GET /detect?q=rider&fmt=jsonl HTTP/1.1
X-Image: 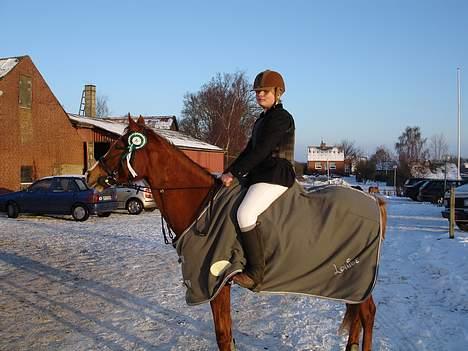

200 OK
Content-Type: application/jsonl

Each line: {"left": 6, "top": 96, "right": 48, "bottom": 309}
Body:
{"left": 221, "top": 69, "right": 295, "bottom": 289}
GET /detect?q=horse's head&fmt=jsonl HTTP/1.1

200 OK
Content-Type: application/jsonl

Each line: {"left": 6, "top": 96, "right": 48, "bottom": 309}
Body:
{"left": 86, "top": 115, "right": 153, "bottom": 191}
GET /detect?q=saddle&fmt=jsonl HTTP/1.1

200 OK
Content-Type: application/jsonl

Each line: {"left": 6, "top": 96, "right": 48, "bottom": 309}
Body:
{"left": 176, "top": 180, "right": 382, "bottom": 305}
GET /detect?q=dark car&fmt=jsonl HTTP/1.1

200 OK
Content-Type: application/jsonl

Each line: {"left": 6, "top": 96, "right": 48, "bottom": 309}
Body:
{"left": 417, "top": 179, "right": 466, "bottom": 203}
{"left": 403, "top": 180, "right": 429, "bottom": 201}
{"left": 441, "top": 183, "right": 468, "bottom": 231}
{"left": 0, "top": 175, "right": 117, "bottom": 221}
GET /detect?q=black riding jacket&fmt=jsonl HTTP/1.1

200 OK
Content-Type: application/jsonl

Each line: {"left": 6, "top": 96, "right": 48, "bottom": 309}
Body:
{"left": 227, "top": 103, "right": 295, "bottom": 187}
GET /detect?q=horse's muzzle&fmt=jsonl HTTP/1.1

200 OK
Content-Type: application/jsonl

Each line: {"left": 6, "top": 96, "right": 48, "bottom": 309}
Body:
{"left": 97, "top": 176, "right": 117, "bottom": 187}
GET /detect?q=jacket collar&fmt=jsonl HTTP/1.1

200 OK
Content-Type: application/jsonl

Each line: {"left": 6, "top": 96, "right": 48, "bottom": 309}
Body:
{"left": 261, "top": 103, "right": 283, "bottom": 117}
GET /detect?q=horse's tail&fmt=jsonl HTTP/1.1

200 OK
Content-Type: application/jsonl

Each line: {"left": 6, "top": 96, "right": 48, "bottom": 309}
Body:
{"left": 376, "top": 196, "right": 387, "bottom": 240}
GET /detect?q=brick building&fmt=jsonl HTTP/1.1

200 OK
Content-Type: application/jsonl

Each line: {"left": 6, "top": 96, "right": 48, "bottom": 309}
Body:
{"left": 0, "top": 56, "right": 224, "bottom": 191}
{"left": 307, "top": 141, "right": 350, "bottom": 175}
{"left": 0, "top": 56, "right": 84, "bottom": 191}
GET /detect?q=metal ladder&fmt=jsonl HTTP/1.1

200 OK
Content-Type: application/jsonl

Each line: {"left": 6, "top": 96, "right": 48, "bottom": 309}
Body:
{"left": 78, "top": 89, "right": 86, "bottom": 116}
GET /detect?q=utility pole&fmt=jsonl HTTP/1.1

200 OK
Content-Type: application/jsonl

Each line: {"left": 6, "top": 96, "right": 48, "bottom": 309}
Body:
{"left": 457, "top": 68, "right": 462, "bottom": 180}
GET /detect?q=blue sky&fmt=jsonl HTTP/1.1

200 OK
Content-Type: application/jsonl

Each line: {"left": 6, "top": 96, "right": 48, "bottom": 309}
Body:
{"left": 2, "top": 0, "right": 468, "bottom": 161}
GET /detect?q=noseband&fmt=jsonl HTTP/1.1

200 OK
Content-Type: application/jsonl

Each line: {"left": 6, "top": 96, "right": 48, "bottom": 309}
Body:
{"left": 97, "top": 156, "right": 118, "bottom": 186}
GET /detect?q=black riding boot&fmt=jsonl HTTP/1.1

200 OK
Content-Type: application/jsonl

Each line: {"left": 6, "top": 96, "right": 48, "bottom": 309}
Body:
{"left": 232, "top": 226, "right": 265, "bottom": 290}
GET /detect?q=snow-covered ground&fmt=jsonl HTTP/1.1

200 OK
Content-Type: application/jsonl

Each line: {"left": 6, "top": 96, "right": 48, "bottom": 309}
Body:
{"left": 1, "top": 190, "right": 467, "bottom": 350}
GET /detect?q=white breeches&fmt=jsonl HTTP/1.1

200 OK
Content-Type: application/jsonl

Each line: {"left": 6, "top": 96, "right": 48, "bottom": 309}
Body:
{"left": 237, "top": 182, "right": 288, "bottom": 232}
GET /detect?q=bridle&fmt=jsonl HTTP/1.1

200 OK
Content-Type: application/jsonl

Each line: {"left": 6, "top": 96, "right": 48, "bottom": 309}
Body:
{"left": 95, "top": 129, "right": 220, "bottom": 245}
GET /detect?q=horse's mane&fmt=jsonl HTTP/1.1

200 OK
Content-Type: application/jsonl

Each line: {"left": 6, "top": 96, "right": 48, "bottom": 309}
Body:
{"left": 127, "top": 124, "right": 215, "bottom": 180}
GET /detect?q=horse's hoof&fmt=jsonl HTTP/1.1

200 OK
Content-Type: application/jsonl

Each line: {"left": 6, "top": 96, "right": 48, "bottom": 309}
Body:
{"left": 347, "top": 344, "right": 359, "bottom": 351}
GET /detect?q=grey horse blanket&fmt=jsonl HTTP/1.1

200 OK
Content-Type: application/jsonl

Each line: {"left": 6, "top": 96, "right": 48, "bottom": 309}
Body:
{"left": 176, "top": 181, "right": 383, "bottom": 306}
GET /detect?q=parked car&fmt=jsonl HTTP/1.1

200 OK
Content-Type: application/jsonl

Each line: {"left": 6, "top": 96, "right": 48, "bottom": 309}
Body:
{"left": 441, "top": 183, "right": 468, "bottom": 231}
{"left": 417, "top": 179, "right": 466, "bottom": 203}
{"left": 403, "top": 180, "right": 429, "bottom": 201}
{"left": 0, "top": 175, "right": 117, "bottom": 221}
{"left": 115, "top": 180, "right": 157, "bottom": 215}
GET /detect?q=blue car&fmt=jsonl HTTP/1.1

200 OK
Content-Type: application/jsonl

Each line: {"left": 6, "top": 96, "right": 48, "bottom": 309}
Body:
{"left": 0, "top": 175, "right": 118, "bottom": 221}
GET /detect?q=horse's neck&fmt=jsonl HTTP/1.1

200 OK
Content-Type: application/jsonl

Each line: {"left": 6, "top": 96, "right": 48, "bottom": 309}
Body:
{"left": 147, "top": 145, "right": 214, "bottom": 237}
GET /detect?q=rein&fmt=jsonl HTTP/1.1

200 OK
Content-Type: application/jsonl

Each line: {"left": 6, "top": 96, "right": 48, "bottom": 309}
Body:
{"left": 95, "top": 129, "right": 221, "bottom": 246}
{"left": 108, "top": 179, "right": 221, "bottom": 246}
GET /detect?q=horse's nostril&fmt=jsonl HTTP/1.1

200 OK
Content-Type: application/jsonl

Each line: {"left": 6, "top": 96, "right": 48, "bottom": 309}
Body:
{"left": 105, "top": 177, "right": 117, "bottom": 186}
{"left": 97, "top": 176, "right": 107, "bottom": 186}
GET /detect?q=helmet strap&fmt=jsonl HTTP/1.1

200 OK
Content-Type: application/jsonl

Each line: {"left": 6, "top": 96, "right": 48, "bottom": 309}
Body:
{"left": 274, "top": 87, "right": 282, "bottom": 105}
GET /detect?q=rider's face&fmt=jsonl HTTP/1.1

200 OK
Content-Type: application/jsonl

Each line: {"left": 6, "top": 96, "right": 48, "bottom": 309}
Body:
{"left": 255, "top": 89, "right": 276, "bottom": 110}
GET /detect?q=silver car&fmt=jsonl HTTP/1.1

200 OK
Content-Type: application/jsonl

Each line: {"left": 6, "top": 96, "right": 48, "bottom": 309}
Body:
{"left": 115, "top": 180, "right": 157, "bottom": 215}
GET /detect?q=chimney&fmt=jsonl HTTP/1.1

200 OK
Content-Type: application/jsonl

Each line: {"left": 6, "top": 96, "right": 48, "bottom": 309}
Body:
{"left": 84, "top": 84, "right": 96, "bottom": 117}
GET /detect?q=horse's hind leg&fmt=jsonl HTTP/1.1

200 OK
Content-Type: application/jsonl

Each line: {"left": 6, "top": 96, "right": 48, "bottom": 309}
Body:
{"left": 359, "top": 295, "right": 376, "bottom": 351}
{"left": 210, "top": 284, "right": 235, "bottom": 351}
{"left": 344, "top": 304, "right": 361, "bottom": 351}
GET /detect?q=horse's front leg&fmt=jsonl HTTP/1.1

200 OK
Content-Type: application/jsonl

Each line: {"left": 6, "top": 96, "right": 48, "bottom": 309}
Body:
{"left": 210, "top": 283, "right": 235, "bottom": 351}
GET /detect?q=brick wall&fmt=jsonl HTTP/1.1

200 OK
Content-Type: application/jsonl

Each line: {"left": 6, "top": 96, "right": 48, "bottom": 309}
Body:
{"left": 0, "top": 56, "right": 83, "bottom": 191}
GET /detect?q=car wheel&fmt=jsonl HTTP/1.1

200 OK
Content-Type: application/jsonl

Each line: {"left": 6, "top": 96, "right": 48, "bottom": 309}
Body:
{"left": 126, "top": 198, "right": 143, "bottom": 215}
{"left": 456, "top": 221, "right": 468, "bottom": 231}
{"left": 7, "top": 202, "right": 19, "bottom": 218}
{"left": 97, "top": 212, "right": 112, "bottom": 217}
{"left": 72, "top": 204, "right": 90, "bottom": 221}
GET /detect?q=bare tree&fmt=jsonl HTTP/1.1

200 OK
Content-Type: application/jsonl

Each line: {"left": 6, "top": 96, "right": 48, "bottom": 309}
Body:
{"left": 395, "top": 126, "right": 429, "bottom": 179}
{"left": 96, "top": 94, "right": 110, "bottom": 117}
{"left": 370, "top": 145, "right": 394, "bottom": 171}
{"left": 395, "top": 126, "right": 428, "bottom": 163}
{"left": 428, "top": 133, "right": 449, "bottom": 161}
{"left": 180, "top": 72, "right": 260, "bottom": 165}
{"left": 339, "top": 139, "right": 363, "bottom": 163}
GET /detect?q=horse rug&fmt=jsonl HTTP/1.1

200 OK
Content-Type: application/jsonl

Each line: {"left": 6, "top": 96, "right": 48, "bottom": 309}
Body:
{"left": 175, "top": 181, "right": 383, "bottom": 306}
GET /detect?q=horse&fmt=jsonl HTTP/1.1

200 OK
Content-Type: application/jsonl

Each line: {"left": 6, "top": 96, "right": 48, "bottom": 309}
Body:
{"left": 86, "top": 116, "right": 387, "bottom": 351}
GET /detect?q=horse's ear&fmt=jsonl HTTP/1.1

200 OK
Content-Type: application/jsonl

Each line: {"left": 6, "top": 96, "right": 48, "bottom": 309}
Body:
{"left": 137, "top": 115, "right": 146, "bottom": 125}
{"left": 127, "top": 113, "right": 138, "bottom": 129}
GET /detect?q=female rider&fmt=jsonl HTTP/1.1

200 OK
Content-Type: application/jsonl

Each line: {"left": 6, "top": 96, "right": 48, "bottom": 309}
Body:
{"left": 221, "top": 70, "right": 295, "bottom": 289}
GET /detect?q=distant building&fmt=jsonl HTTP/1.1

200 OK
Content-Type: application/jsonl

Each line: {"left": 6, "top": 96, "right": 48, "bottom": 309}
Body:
{"left": 307, "top": 141, "right": 350, "bottom": 175}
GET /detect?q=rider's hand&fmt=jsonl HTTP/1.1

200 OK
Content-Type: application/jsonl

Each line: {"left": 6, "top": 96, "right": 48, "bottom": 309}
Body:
{"left": 221, "top": 172, "right": 234, "bottom": 187}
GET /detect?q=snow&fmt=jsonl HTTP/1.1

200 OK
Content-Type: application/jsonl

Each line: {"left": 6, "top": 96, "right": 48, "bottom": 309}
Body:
{"left": 1, "top": 187, "right": 467, "bottom": 350}
{"left": 0, "top": 58, "right": 19, "bottom": 78}
{"left": 68, "top": 114, "right": 222, "bottom": 151}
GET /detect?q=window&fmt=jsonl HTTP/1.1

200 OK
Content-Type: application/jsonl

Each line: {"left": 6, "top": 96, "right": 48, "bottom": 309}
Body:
{"left": 315, "top": 162, "right": 322, "bottom": 169}
{"left": 29, "top": 179, "right": 53, "bottom": 192}
{"left": 329, "top": 162, "right": 336, "bottom": 170}
{"left": 20, "top": 166, "right": 33, "bottom": 183}
{"left": 19, "top": 75, "right": 32, "bottom": 108}
{"left": 74, "top": 178, "right": 88, "bottom": 191}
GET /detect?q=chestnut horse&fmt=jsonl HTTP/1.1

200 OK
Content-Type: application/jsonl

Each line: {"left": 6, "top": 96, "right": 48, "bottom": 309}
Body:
{"left": 87, "top": 116, "right": 387, "bottom": 351}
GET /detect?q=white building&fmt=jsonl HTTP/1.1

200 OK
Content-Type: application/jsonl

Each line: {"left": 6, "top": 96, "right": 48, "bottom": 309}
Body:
{"left": 307, "top": 141, "right": 350, "bottom": 175}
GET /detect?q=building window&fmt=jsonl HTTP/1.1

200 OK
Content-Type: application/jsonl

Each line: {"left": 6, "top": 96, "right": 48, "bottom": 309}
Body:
{"left": 315, "top": 162, "right": 322, "bottom": 169}
{"left": 19, "top": 75, "right": 32, "bottom": 109}
{"left": 330, "top": 162, "right": 336, "bottom": 169}
{"left": 21, "top": 166, "right": 33, "bottom": 183}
